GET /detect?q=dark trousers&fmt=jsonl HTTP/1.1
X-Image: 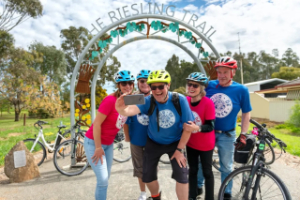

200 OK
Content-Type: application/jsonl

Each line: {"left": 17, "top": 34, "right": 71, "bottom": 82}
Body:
{"left": 186, "top": 146, "right": 214, "bottom": 200}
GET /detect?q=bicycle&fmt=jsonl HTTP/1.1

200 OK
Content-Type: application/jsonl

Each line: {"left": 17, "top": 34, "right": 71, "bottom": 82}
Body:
{"left": 53, "top": 129, "right": 88, "bottom": 176}
{"left": 113, "top": 129, "right": 132, "bottom": 163}
{"left": 23, "top": 120, "right": 85, "bottom": 166}
{"left": 218, "top": 119, "right": 292, "bottom": 200}
{"left": 212, "top": 121, "right": 287, "bottom": 171}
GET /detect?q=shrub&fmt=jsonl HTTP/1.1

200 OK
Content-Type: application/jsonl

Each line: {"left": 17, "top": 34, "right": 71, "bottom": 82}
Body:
{"left": 288, "top": 100, "right": 300, "bottom": 127}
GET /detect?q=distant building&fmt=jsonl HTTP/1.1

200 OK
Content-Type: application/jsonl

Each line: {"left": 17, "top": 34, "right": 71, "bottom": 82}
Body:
{"left": 244, "top": 78, "right": 288, "bottom": 97}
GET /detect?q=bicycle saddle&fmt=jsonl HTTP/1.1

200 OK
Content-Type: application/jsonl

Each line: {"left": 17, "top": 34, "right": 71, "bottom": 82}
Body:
{"left": 57, "top": 125, "right": 67, "bottom": 129}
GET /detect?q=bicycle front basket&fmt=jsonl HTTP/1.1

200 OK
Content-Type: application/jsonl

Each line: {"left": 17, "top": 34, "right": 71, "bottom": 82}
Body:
{"left": 234, "top": 135, "right": 256, "bottom": 164}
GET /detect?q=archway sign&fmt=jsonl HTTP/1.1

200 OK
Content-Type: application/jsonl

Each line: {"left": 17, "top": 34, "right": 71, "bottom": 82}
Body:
{"left": 70, "top": 3, "right": 221, "bottom": 137}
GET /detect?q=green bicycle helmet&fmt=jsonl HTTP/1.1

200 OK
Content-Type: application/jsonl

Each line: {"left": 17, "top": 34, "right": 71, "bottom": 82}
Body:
{"left": 147, "top": 70, "right": 171, "bottom": 84}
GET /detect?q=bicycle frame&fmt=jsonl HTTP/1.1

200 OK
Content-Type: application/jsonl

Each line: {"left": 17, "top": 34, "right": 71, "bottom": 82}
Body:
{"left": 30, "top": 128, "right": 66, "bottom": 152}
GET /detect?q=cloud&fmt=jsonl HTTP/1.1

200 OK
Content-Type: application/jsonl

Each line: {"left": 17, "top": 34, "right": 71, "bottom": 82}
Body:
{"left": 183, "top": 4, "right": 198, "bottom": 11}
{"left": 3, "top": 0, "right": 299, "bottom": 94}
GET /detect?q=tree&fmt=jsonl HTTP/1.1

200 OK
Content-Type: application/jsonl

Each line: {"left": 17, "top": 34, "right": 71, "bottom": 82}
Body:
{"left": 29, "top": 42, "right": 67, "bottom": 85}
{"left": 282, "top": 48, "right": 299, "bottom": 67}
{"left": 95, "top": 86, "right": 107, "bottom": 106}
{"left": 173, "top": 87, "right": 186, "bottom": 96}
{"left": 60, "top": 26, "right": 121, "bottom": 83}
{"left": 165, "top": 54, "right": 180, "bottom": 90}
{"left": 259, "top": 51, "right": 279, "bottom": 79}
{"left": 0, "top": 48, "right": 60, "bottom": 121}
{"left": 272, "top": 67, "right": 300, "bottom": 80}
{"left": 0, "top": 30, "right": 14, "bottom": 60}
{"left": 0, "top": 0, "right": 43, "bottom": 31}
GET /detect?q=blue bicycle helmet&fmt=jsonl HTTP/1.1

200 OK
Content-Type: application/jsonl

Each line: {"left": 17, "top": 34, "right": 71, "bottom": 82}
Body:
{"left": 137, "top": 69, "right": 151, "bottom": 80}
{"left": 114, "top": 70, "right": 135, "bottom": 83}
{"left": 186, "top": 72, "right": 208, "bottom": 85}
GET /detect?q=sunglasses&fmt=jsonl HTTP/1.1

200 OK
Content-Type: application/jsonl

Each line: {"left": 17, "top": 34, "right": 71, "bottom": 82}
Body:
{"left": 120, "top": 81, "right": 134, "bottom": 86}
{"left": 151, "top": 84, "right": 165, "bottom": 91}
{"left": 139, "top": 79, "right": 147, "bottom": 84}
{"left": 187, "top": 83, "right": 200, "bottom": 89}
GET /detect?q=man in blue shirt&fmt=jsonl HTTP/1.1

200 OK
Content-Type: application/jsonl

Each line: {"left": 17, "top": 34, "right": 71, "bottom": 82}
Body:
{"left": 124, "top": 69, "right": 151, "bottom": 200}
{"left": 116, "top": 70, "right": 194, "bottom": 200}
{"left": 199, "top": 57, "right": 252, "bottom": 199}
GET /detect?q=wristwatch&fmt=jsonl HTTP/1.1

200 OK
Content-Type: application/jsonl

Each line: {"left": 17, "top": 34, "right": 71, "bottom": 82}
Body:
{"left": 176, "top": 148, "right": 184, "bottom": 153}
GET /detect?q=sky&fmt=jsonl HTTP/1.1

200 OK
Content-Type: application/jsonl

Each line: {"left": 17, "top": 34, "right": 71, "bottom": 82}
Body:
{"left": 4, "top": 0, "right": 300, "bottom": 93}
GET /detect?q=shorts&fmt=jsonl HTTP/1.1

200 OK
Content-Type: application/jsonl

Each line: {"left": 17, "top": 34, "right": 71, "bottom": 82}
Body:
{"left": 142, "top": 137, "right": 188, "bottom": 184}
{"left": 130, "top": 143, "right": 144, "bottom": 178}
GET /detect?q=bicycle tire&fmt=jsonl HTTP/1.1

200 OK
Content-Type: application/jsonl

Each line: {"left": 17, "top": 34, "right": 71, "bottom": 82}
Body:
{"left": 218, "top": 166, "right": 292, "bottom": 200}
{"left": 23, "top": 138, "right": 46, "bottom": 166}
{"left": 113, "top": 132, "right": 131, "bottom": 163}
{"left": 53, "top": 139, "right": 89, "bottom": 176}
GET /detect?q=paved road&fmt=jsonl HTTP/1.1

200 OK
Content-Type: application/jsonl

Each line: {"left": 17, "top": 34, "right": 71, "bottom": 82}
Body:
{"left": 0, "top": 153, "right": 299, "bottom": 200}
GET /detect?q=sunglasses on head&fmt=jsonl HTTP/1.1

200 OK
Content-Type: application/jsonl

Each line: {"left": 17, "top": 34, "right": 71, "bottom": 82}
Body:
{"left": 150, "top": 84, "right": 165, "bottom": 91}
{"left": 139, "top": 79, "right": 147, "bottom": 84}
{"left": 187, "top": 83, "right": 200, "bottom": 89}
{"left": 120, "top": 81, "right": 134, "bottom": 86}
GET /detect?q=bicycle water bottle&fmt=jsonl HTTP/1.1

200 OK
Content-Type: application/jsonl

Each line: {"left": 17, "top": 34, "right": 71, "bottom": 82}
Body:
{"left": 60, "top": 121, "right": 63, "bottom": 126}
{"left": 252, "top": 127, "right": 259, "bottom": 136}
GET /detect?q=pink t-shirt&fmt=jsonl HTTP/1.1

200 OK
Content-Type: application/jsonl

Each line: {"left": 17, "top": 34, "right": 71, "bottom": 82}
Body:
{"left": 85, "top": 95, "right": 128, "bottom": 145}
{"left": 186, "top": 96, "right": 215, "bottom": 151}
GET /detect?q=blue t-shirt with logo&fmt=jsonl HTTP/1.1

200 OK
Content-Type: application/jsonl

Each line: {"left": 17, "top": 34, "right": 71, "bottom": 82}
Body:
{"left": 125, "top": 113, "right": 149, "bottom": 147}
{"left": 137, "top": 92, "right": 194, "bottom": 145}
{"left": 206, "top": 80, "right": 252, "bottom": 131}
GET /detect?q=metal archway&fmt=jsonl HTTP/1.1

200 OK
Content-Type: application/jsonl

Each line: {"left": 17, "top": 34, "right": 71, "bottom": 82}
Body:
{"left": 91, "top": 35, "right": 207, "bottom": 120}
{"left": 70, "top": 14, "right": 221, "bottom": 135}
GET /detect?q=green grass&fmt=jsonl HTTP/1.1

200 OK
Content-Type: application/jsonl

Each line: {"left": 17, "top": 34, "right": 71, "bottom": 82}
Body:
{"left": 0, "top": 114, "right": 78, "bottom": 166}
{"left": 236, "top": 123, "right": 300, "bottom": 157}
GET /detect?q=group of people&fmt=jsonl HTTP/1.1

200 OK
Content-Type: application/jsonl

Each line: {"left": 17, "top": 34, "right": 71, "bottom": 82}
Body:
{"left": 83, "top": 57, "right": 252, "bottom": 200}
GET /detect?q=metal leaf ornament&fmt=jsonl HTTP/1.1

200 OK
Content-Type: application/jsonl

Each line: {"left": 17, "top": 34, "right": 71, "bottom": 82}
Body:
{"left": 151, "top": 21, "right": 162, "bottom": 31}
{"left": 178, "top": 30, "right": 185, "bottom": 36}
{"left": 91, "top": 51, "right": 99, "bottom": 60}
{"left": 203, "top": 52, "right": 209, "bottom": 58}
{"left": 161, "top": 25, "right": 168, "bottom": 33}
{"left": 98, "top": 40, "right": 107, "bottom": 49}
{"left": 189, "top": 37, "right": 196, "bottom": 44}
{"left": 169, "top": 22, "right": 179, "bottom": 32}
{"left": 135, "top": 24, "right": 145, "bottom": 32}
{"left": 75, "top": 64, "right": 95, "bottom": 94}
{"left": 126, "top": 22, "right": 137, "bottom": 32}
{"left": 110, "top": 30, "right": 118, "bottom": 38}
{"left": 106, "top": 37, "right": 113, "bottom": 44}
{"left": 119, "top": 29, "right": 128, "bottom": 37}
{"left": 195, "top": 43, "right": 202, "bottom": 48}
{"left": 184, "top": 31, "right": 193, "bottom": 39}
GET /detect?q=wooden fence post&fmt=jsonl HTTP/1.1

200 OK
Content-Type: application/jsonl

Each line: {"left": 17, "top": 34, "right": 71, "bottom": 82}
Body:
{"left": 23, "top": 114, "right": 26, "bottom": 126}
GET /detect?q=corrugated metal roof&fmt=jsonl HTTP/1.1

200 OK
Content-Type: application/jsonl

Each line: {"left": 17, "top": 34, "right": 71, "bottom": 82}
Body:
{"left": 276, "top": 78, "right": 300, "bottom": 87}
{"left": 244, "top": 78, "right": 288, "bottom": 86}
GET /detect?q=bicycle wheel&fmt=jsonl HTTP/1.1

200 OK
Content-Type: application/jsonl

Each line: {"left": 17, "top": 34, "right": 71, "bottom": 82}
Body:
{"left": 218, "top": 166, "right": 292, "bottom": 200}
{"left": 53, "top": 139, "right": 89, "bottom": 176}
{"left": 23, "top": 138, "right": 46, "bottom": 166}
{"left": 63, "top": 130, "right": 85, "bottom": 140}
{"left": 113, "top": 132, "right": 131, "bottom": 163}
{"left": 159, "top": 154, "right": 170, "bottom": 164}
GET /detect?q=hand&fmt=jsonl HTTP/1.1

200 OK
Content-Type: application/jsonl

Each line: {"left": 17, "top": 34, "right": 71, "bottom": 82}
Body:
{"left": 92, "top": 147, "right": 105, "bottom": 165}
{"left": 171, "top": 150, "right": 187, "bottom": 168}
{"left": 125, "top": 135, "right": 130, "bottom": 142}
{"left": 115, "top": 93, "right": 129, "bottom": 112}
{"left": 183, "top": 121, "right": 199, "bottom": 133}
{"left": 235, "top": 134, "right": 247, "bottom": 150}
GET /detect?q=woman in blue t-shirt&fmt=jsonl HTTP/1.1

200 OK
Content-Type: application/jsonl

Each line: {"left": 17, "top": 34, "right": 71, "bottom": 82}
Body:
{"left": 123, "top": 69, "right": 151, "bottom": 200}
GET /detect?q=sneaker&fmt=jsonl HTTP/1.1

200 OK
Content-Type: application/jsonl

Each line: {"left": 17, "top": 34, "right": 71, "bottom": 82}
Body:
{"left": 223, "top": 193, "right": 231, "bottom": 200}
{"left": 197, "top": 187, "right": 203, "bottom": 196}
{"left": 146, "top": 192, "right": 161, "bottom": 200}
{"left": 138, "top": 192, "right": 147, "bottom": 200}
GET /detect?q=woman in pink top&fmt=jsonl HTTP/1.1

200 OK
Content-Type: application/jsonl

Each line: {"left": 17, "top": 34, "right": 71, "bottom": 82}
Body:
{"left": 183, "top": 72, "right": 215, "bottom": 200}
{"left": 84, "top": 70, "right": 135, "bottom": 200}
